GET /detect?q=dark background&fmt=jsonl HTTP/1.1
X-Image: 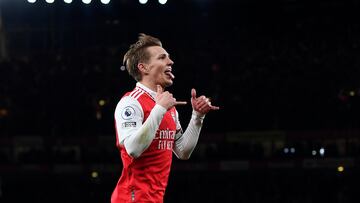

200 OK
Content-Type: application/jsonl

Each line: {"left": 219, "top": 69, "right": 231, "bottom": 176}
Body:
{"left": 0, "top": 0, "right": 359, "bottom": 202}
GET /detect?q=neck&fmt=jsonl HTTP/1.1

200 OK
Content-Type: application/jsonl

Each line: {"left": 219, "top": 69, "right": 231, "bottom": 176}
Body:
{"left": 139, "top": 80, "right": 157, "bottom": 92}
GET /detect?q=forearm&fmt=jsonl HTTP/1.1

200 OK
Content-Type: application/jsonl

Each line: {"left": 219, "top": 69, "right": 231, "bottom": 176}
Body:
{"left": 124, "top": 104, "right": 166, "bottom": 158}
{"left": 174, "top": 110, "right": 205, "bottom": 160}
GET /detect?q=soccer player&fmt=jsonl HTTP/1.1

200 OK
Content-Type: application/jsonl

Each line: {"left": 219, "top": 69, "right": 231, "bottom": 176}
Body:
{"left": 111, "top": 33, "right": 219, "bottom": 203}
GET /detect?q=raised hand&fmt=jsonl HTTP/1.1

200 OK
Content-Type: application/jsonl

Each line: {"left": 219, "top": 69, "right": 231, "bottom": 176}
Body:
{"left": 191, "top": 88, "right": 220, "bottom": 115}
{"left": 156, "top": 85, "right": 187, "bottom": 110}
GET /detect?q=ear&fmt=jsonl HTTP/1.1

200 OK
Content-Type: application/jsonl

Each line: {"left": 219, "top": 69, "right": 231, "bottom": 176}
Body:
{"left": 138, "top": 63, "right": 149, "bottom": 74}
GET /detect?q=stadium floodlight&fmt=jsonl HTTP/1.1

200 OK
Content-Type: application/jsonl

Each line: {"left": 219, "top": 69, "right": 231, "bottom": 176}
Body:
{"left": 27, "top": 0, "right": 36, "bottom": 3}
{"left": 64, "top": 0, "right": 73, "bottom": 3}
{"left": 158, "top": 0, "right": 167, "bottom": 4}
{"left": 139, "top": 0, "right": 148, "bottom": 4}
{"left": 100, "top": 0, "right": 111, "bottom": 4}
{"left": 82, "top": 0, "right": 92, "bottom": 4}
{"left": 45, "top": 0, "right": 55, "bottom": 3}
{"left": 91, "top": 171, "right": 99, "bottom": 178}
{"left": 283, "top": 148, "right": 289, "bottom": 154}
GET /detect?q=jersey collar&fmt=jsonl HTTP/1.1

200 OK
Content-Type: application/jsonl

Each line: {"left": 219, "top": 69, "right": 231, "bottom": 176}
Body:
{"left": 136, "top": 82, "right": 156, "bottom": 101}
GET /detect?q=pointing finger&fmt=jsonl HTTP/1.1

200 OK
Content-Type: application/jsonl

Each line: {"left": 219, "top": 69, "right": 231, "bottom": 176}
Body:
{"left": 175, "top": 101, "right": 187, "bottom": 105}
{"left": 210, "top": 105, "right": 220, "bottom": 110}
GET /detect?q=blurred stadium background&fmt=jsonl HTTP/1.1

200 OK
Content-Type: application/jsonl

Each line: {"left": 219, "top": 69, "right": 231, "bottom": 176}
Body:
{"left": 0, "top": 0, "right": 359, "bottom": 202}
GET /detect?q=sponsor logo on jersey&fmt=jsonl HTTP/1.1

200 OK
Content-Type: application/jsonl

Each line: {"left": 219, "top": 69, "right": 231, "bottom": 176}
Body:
{"left": 155, "top": 128, "right": 176, "bottom": 150}
{"left": 155, "top": 128, "right": 176, "bottom": 140}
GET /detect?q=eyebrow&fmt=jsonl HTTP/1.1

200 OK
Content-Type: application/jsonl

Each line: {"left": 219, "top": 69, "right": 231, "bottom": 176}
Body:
{"left": 158, "top": 53, "right": 169, "bottom": 58}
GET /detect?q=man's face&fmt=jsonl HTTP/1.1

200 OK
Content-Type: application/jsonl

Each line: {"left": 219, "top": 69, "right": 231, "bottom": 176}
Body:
{"left": 144, "top": 46, "right": 175, "bottom": 88}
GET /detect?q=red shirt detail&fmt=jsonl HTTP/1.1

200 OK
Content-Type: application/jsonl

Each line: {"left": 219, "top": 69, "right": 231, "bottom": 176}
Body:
{"left": 111, "top": 87, "right": 177, "bottom": 203}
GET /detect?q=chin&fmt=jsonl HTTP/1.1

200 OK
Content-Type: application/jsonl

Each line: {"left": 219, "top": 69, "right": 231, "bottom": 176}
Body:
{"left": 164, "top": 80, "right": 173, "bottom": 87}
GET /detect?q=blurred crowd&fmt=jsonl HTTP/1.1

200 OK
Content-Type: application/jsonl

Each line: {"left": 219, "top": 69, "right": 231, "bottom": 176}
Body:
{"left": 1, "top": 0, "right": 360, "bottom": 137}
{"left": 0, "top": 1, "right": 360, "bottom": 202}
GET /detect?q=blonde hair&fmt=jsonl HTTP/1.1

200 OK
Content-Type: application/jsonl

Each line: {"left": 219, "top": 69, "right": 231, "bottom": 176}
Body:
{"left": 123, "top": 33, "right": 162, "bottom": 81}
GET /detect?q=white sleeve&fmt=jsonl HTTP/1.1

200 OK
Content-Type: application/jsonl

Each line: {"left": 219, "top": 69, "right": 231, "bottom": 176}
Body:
{"left": 115, "top": 96, "right": 167, "bottom": 158}
{"left": 173, "top": 110, "right": 205, "bottom": 160}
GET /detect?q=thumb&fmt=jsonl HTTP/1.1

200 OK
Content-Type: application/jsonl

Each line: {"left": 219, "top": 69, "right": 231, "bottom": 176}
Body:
{"left": 157, "top": 85, "right": 163, "bottom": 94}
{"left": 191, "top": 88, "right": 196, "bottom": 99}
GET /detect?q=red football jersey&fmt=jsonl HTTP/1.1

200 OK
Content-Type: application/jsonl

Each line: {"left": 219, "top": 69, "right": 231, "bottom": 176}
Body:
{"left": 111, "top": 85, "right": 177, "bottom": 203}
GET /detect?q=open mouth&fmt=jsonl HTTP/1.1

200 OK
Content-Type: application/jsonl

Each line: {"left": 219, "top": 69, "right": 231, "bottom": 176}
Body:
{"left": 165, "top": 70, "right": 175, "bottom": 79}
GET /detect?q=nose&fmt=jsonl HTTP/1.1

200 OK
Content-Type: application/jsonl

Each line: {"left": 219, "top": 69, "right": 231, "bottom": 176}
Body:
{"left": 168, "top": 58, "right": 174, "bottom": 66}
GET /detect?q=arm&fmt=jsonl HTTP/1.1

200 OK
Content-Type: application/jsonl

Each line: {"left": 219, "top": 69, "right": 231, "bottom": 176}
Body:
{"left": 115, "top": 96, "right": 167, "bottom": 159}
{"left": 173, "top": 110, "right": 205, "bottom": 160}
{"left": 123, "top": 105, "right": 167, "bottom": 158}
{"left": 115, "top": 85, "right": 186, "bottom": 159}
{"left": 173, "top": 88, "right": 219, "bottom": 160}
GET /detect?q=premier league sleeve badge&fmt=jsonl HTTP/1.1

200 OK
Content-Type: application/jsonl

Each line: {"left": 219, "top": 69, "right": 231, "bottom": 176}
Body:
{"left": 121, "top": 106, "right": 136, "bottom": 120}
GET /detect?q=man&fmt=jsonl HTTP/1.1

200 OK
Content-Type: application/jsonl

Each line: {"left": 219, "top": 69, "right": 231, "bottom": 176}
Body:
{"left": 111, "top": 33, "right": 219, "bottom": 203}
